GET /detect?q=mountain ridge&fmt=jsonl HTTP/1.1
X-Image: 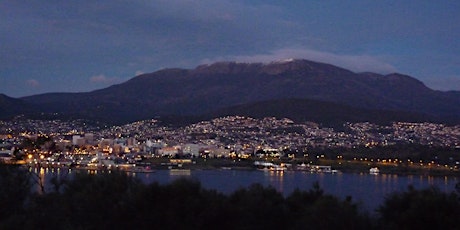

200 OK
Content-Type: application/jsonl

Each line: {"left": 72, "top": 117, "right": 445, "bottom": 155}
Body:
{"left": 1, "top": 59, "right": 459, "bottom": 125}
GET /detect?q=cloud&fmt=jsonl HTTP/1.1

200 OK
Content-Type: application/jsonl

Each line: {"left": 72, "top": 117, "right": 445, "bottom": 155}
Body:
{"left": 89, "top": 74, "right": 123, "bottom": 84}
{"left": 26, "top": 79, "right": 40, "bottom": 88}
{"left": 135, "top": 70, "right": 145, "bottom": 76}
{"left": 202, "top": 48, "right": 398, "bottom": 74}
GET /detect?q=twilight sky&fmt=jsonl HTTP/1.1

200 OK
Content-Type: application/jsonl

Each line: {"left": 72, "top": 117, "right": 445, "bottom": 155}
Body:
{"left": 1, "top": 0, "right": 460, "bottom": 97}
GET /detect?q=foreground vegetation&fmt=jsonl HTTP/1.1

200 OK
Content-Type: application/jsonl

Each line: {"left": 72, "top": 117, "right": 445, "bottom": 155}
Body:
{"left": 1, "top": 165, "right": 459, "bottom": 229}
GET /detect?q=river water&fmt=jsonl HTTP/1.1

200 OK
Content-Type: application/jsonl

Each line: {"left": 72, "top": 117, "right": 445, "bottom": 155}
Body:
{"left": 37, "top": 168, "right": 459, "bottom": 213}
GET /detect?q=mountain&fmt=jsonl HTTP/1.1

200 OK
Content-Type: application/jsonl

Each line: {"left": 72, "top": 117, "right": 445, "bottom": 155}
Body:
{"left": 3, "top": 59, "right": 459, "bottom": 125}
{"left": 0, "top": 94, "right": 35, "bottom": 119}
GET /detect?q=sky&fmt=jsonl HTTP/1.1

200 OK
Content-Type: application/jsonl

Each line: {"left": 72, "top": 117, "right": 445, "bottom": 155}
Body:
{"left": 1, "top": 0, "right": 460, "bottom": 97}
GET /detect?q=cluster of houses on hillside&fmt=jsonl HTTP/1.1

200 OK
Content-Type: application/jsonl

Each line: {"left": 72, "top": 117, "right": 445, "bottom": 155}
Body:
{"left": 1, "top": 116, "right": 459, "bottom": 166}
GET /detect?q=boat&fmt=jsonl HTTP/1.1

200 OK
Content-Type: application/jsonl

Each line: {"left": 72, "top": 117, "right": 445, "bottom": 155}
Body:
{"left": 369, "top": 167, "right": 380, "bottom": 174}
{"left": 254, "top": 161, "right": 287, "bottom": 171}
{"left": 269, "top": 165, "right": 287, "bottom": 172}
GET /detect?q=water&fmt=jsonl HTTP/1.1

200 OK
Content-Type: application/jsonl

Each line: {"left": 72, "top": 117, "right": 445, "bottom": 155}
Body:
{"left": 37, "top": 168, "right": 459, "bottom": 213}
{"left": 134, "top": 170, "right": 459, "bottom": 212}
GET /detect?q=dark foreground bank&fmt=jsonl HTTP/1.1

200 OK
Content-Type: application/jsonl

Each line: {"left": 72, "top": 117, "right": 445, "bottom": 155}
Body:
{"left": 1, "top": 165, "right": 460, "bottom": 230}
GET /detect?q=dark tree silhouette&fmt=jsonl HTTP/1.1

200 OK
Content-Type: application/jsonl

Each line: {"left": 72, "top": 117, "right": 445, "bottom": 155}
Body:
{"left": 378, "top": 185, "right": 460, "bottom": 229}
{"left": 0, "top": 165, "right": 31, "bottom": 228}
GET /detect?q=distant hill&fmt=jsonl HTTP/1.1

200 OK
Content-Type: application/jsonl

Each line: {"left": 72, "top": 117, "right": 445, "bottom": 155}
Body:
{"left": 1, "top": 59, "right": 458, "bottom": 125}
{"left": 0, "top": 94, "right": 35, "bottom": 119}
{"left": 206, "top": 98, "right": 437, "bottom": 127}
{"left": 143, "top": 98, "right": 438, "bottom": 128}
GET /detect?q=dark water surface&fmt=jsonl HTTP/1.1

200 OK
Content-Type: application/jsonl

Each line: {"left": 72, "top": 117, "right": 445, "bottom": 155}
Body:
{"left": 38, "top": 168, "right": 459, "bottom": 213}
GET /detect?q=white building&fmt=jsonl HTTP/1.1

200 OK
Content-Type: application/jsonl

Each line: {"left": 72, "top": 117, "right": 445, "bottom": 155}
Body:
{"left": 72, "top": 135, "right": 85, "bottom": 146}
{"left": 182, "top": 144, "right": 201, "bottom": 157}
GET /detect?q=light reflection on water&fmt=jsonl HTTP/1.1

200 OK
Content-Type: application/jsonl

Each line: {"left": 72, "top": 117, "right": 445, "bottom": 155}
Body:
{"left": 263, "top": 170, "right": 285, "bottom": 193}
{"left": 35, "top": 168, "right": 459, "bottom": 212}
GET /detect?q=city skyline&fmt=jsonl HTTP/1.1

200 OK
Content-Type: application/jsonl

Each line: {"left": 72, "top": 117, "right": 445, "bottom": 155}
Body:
{"left": 1, "top": 1, "right": 460, "bottom": 97}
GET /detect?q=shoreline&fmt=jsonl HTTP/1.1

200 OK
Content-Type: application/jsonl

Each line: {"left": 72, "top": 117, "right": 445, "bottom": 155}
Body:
{"left": 21, "top": 161, "right": 460, "bottom": 178}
